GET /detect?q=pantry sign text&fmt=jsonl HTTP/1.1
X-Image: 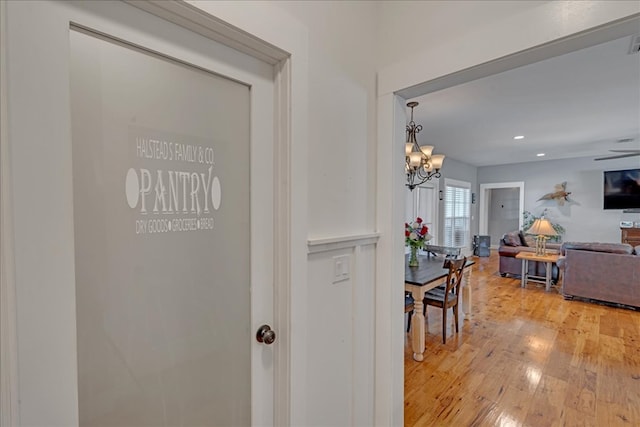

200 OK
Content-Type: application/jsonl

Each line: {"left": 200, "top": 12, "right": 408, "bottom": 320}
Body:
{"left": 125, "top": 135, "right": 221, "bottom": 235}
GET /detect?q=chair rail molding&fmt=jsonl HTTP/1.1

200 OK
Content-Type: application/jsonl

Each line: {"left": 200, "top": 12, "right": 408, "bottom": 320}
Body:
{"left": 307, "top": 232, "right": 380, "bottom": 254}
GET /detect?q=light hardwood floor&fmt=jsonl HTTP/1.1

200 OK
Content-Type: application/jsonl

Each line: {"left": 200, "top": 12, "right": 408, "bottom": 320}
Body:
{"left": 404, "top": 251, "right": 640, "bottom": 426}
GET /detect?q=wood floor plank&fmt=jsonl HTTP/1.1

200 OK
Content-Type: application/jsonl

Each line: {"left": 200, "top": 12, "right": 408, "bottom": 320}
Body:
{"left": 404, "top": 250, "right": 640, "bottom": 426}
{"left": 561, "top": 406, "right": 598, "bottom": 427}
{"left": 493, "top": 384, "right": 534, "bottom": 425}
{"left": 563, "top": 367, "right": 597, "bottom": 416}
{"left": 522, "top": 374, "right": 568, "bottom": 426}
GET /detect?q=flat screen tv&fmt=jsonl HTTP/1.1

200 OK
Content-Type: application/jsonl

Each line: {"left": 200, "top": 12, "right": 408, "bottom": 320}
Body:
{"left": 603, "top": 168, "right": 640, "bottom": 210}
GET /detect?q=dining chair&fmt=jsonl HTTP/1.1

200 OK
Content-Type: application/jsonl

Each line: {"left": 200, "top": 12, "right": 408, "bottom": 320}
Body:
{"left": 405, "top": 293, "right": 415, "bottom": 333}
{"left": 423, "top": 256, "right": 467, "bottom": 344}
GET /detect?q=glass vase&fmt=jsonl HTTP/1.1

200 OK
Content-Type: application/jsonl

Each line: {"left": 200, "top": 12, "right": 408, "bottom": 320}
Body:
{"left": 409, "top": 246, "right": 419, "bottom": 267}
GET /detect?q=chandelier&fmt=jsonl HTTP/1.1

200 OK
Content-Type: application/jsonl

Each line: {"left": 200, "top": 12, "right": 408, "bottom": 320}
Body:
{"left": 405, "top": 101, "right": 445, "bottom": 191}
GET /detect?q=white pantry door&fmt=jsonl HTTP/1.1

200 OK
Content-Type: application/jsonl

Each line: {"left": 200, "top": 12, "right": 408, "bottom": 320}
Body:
{"left": 5, "top": 1, "right": 276, "bottom": 425}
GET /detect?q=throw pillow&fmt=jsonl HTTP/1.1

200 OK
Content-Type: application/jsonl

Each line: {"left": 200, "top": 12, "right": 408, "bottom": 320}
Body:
{"left": 503, "top": 231, "right": 521, "bottom": 247}
{"left": 524, "top": 235, "right": 536, "bottom": 247}
{"left": 518, "top": 231, "right": 528, "bottom": 247}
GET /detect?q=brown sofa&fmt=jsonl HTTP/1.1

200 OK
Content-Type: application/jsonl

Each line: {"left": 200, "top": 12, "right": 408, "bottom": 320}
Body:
{"left": 498, "top": 230, "right": 561, "bottom": 280}
{"left": 558, "top": 242, "right": 640, "bottom": 308}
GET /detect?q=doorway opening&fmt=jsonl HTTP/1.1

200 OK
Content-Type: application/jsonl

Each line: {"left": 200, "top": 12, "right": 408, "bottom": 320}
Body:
{"left": 385, "top": 12, "right": 640, "bottom": 427}
{"left": 479, "top": 182, "right": 525, "bottom": 249}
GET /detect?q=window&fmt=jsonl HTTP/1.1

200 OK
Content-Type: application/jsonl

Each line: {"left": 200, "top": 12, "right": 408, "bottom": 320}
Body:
{"left": 444, "top": 179, "right": 471, "bottom": 248}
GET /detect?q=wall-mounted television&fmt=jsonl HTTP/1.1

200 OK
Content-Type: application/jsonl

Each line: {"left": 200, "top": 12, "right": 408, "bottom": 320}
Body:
{"left": 603, "top": 168, "right": 640, "bottom": 210}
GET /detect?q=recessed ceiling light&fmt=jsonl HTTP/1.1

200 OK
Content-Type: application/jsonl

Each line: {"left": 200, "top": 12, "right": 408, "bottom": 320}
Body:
{"left": 536, "top": 153, "right": 545, "bottom": 157}
{"left": 514, "top": 135, "right": 524, "bottom": 140}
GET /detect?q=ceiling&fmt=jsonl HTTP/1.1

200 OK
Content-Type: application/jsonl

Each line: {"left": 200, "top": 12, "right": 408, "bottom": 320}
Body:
{"left": 409, "top": 34, "right": 640, "bottom": 168}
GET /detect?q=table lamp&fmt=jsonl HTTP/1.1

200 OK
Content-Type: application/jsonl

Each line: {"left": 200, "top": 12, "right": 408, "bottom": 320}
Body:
{"left": 525, "top": 218, "right": 557, "bottom": 256}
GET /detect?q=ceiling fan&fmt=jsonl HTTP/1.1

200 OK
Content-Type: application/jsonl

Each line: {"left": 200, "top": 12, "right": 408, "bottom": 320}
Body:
{"left": 594, "top": 150, "right": 640, "bottom": 161}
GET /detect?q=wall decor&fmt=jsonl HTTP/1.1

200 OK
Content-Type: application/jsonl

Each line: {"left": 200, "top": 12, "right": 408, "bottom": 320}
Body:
{"left": 537, "top": 181, "right": 572, "bottom": 206}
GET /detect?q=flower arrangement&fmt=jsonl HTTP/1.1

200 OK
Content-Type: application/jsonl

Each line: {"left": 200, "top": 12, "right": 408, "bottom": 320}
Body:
{"left": 405, "top": 217, "right": 432, "bottom": 249}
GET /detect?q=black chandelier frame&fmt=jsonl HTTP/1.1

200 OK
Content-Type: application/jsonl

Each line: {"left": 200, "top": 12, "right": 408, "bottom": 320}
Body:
{"left": 405, "top": 101, "right": 442, "bottom": 191}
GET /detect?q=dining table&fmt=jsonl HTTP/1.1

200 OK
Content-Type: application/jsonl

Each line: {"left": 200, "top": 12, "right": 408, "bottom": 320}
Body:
{"left": 405, "top": 253, "right": 474, "bottom": 361}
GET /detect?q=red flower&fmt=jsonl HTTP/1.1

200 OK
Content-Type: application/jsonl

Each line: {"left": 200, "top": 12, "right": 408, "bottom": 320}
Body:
{"left": 420, "top": 226, "right": 428, "bottom": 235}
{"left": 405, "top": 223, "right": 409, "bottom": 228}
{"left": 405, "top": 230, "right": 410, "bottom": 237}
{"left": 416, "top": 217, "right": 423, "bottom": 224}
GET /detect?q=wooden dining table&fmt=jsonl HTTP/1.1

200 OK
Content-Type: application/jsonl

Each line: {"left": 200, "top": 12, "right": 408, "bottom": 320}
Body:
{"left": 405, "top": 253, "right": 474, "bottom": 361}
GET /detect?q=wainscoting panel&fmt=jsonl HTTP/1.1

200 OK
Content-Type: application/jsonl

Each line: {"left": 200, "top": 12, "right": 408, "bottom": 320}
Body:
{"left": 306, "top": 233, "right": 378, "bottom": 426}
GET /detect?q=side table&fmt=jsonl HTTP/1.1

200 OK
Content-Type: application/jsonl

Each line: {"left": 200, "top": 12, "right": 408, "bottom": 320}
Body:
{"left": 515, "top": 252, "right": 559, "bottom": 292}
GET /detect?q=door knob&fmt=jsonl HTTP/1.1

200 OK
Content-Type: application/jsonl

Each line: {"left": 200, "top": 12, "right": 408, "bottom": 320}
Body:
{"left": 256, "top": 324, "right": 276, "bottom": 345}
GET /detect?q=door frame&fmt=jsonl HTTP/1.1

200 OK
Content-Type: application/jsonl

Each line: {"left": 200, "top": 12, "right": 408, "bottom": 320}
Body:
{"left": 0, "top": 1, "right": 19, "bottom": 425}
{"left": 479, "top": 181, "right": 525, "bottom": 247}
{"left": 0, "top": 1, "right": 298, "bottom": 426}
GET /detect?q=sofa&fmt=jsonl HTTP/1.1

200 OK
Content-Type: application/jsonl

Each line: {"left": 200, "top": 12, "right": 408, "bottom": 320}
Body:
{"left": 558, "top": 242, "right": 640, "bottom": 308}
{"left": 498, "top": 230, "right": 561, "bottom": 280}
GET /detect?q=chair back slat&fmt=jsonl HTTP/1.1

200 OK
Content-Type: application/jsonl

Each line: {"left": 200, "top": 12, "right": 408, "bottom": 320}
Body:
{"left": 443, "top": 257, "right": 466, "bottom": 305}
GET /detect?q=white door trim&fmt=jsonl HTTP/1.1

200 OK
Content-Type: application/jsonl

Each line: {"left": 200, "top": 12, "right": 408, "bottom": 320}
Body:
{"left": 0, "top": 1, "right": 296, "bottom": 426}
{"left": 125, "top": 1, "right": 289, "bottom": 65}
{"left": 374, "top": 93, "right": 407, "bottom": 427}
{"left": 0, "top": 1, "right": 20, "bottom": 425}
{"left": 479, "top": 182, "right": 525, "bottom": 240}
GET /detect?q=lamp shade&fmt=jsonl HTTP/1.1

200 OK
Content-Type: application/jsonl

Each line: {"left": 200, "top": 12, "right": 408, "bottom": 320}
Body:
{"left": 419, "top": 145, "right": 434, "bottom": 157}
{"left": 409, "top": 151, "right": 423, "bottom": 167}
{"left": 526, "top": 218, "right": 557, "bottom": 236}
{"left": 430, "top": 154, "right": 445, "bottom": 169}
{"left": 405, "top": 142, "right": 414, "bottom": 156}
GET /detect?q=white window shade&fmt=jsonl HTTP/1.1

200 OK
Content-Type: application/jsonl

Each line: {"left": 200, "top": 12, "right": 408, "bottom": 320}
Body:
{"left": 444, "top": 179, "right": 471, "bottom": 248}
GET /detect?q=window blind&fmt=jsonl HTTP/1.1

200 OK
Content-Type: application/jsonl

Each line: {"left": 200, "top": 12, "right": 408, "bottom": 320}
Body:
{"left": 444, "top": 181, "right": 471, "bottom": 248}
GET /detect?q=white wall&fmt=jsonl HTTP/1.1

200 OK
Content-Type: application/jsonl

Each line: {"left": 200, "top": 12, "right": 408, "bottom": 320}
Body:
{"left": 274, "top": 1, "right": 378, "bottom": 237}
{"left": 377, "top": 0, "right": 640, "bottom": 95}
{"left": 377, "top": 1, "right": 544, "bottom": 69}
{"left": 266, "top": 3, "right": 379, "bottom": 426}
{"left": 479, "top": 156, "right": 640, "bottom": 243}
